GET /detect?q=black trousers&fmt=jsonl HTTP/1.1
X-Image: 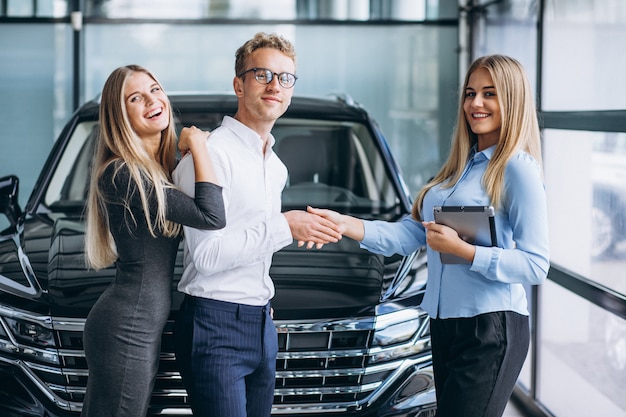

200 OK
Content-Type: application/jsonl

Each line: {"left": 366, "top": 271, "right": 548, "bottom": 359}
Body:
{"left": 430, "top": 311, "right": 530, "bottom": 417}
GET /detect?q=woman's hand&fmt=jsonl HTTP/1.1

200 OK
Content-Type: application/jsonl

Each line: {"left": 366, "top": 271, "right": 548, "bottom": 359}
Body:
{"left": 306, "top": 207, "right": 346, "bottom": 234}
{"left": 178, "top": 126, "right": 219, "bottom": 185}
{"left": 422, "top": 221, "right": 476, "bottom": 263}
{"left": 178, "top": 126, "right": 209, "bottom": 157}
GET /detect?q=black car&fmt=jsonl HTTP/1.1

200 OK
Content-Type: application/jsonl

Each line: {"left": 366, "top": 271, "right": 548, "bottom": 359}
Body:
{"left": 0, "top": 94, "right": 436, "bottom": 417}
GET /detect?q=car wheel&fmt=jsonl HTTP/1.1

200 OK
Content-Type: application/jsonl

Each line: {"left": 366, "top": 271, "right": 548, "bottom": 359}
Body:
{"left": 591, "top": 203, "right": 616, "bottom": 258}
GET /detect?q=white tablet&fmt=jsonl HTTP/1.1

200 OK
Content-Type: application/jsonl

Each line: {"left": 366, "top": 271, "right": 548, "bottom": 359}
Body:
{"left": 433, "top": 205, "right": 498, "bottom": 264}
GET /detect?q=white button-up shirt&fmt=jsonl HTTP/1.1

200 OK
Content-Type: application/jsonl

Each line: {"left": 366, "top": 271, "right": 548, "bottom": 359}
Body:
{"left": 173, "top": 116, "right": 293, "bottom": 306}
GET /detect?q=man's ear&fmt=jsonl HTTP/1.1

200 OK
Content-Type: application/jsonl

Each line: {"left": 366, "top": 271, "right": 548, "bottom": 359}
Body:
{"left": 233, "top": 76, "right": 244, "bottom": 97}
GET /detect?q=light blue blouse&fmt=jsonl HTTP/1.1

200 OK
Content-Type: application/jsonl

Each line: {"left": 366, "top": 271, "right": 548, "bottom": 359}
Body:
{"left": 360, "top": 145, "right": 550, "bottom": 319}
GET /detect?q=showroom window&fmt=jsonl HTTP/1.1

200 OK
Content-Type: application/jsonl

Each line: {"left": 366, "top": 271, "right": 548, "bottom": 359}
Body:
{"left": 539, "top": 0, "right": 626, "bottom": 415}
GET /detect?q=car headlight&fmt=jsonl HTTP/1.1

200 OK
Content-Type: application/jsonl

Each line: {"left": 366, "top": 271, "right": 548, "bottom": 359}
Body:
{"left": 0, "top": 316, "right": 59, "bottom": 364}
{"left": 5, "top": 317, "right": 55, "bottom": 346}
{"left": 368, "top": 308, "right": 430, "bottom": 364}
{"left": 372, "top": 319, "right": 421, "bottom": 347}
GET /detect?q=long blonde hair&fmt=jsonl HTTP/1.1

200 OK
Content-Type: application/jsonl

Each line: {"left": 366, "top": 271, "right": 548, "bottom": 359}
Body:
{"left": 85, "top": 65, "right": 180, "bottom": 270}
{"left": 412, "top": 54, "right": 542, "bottom": 220}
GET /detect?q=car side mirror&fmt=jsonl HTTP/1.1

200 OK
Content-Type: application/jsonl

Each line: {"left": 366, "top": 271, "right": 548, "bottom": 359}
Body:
{"left": 0, "top": 175, "right": 23, "bottom": 229}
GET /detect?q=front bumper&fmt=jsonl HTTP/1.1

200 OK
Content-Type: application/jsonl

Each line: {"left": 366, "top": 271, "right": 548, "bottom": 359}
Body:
{"left": 0, "top": 358, "right": 436, "bottom": 417}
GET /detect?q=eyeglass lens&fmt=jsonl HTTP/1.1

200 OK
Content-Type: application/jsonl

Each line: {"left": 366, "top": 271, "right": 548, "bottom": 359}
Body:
{"left": 254, "top": 68, "right": 296, "bottom": 88}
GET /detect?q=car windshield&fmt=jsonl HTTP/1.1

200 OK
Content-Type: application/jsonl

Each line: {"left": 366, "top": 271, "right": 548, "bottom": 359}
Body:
{"left": 273, "top": 118, "right": 400, "bottom": 214}
{"left": 44, "top": 114, "right": 401, "bottom": 218}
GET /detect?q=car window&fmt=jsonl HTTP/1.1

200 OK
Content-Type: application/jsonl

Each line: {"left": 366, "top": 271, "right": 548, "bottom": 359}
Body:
{"left": 175, "top": 112, "right": 401, "bottom": 215}
{"left": 273, "top": 119, "right": 399, "bottom": 214}
{"left": 45, "top": 121, "right": 98, "bottom": 213}
{"left": 43, "top": 113, "right": 401, "bottom": 218}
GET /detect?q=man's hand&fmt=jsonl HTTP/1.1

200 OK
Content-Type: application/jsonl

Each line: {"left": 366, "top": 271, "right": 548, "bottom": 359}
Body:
{"left": 283, "top": 209, "right": 342, "bottom": 249}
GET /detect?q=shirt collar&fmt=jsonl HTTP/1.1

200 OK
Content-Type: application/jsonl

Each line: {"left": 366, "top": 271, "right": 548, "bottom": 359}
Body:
{"left": 471, "top": 143, "right": 497, "bottom": 161}
{"left": 221, "top": 116, "right": 276, "bottom": 150}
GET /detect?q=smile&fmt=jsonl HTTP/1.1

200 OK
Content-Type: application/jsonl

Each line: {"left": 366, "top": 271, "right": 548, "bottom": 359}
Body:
{"left": 145, "top": 107, "right": 163, "bottom": 118}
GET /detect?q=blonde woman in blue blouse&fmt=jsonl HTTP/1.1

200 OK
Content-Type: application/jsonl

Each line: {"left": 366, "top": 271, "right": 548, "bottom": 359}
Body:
{"left": 308, "top": 55, "right": 549, "bottom": 417}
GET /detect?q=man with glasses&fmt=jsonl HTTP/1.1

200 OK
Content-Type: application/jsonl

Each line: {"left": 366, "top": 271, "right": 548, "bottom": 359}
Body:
{"left": 172, "top": 32, "right": 342, "bottom": 417}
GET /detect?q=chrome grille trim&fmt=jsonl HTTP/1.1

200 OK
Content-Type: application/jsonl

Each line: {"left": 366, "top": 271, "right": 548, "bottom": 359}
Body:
{"left": 2, "top": 310, "right": 432, "bottom": 414}
{"left": 271, "top": 355, "right": 433, "bottom": 414}
{"left": 276, "top": 359, "right": 403, "bottom": 378}
{"left": 277, "top": 348, "right": 367, "bottom": 359}
{"left": 58, "top": 348, "right": 85, "bottom": 357}
{"left": 0, "top": 305, "right": 54, "bottom": 327}
{"left": 359, "top": 355, "right": 431, "bottom": 407}
{"left": 52, "top": 317, "right": 86, "bottom": 331}
{"left": 51, "top": 384, "right": 84, "bottom": 395}
{"left": 275, "top": 380, "right": 380, "bottom": 395}
{"left": 275, "top": 318, "right": 375, "bottom": 332}
{"left": 0, "top": 354, "right": 75, "bottom": 411}
{"left": 24, "top": 360, "right": 67, "bottom": 374}
{"left": 24, "top": 360, "right": 88, "bottom": 377}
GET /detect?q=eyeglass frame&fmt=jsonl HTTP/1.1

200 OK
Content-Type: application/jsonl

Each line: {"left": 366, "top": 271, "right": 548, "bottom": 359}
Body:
{"left": 237, "top": 67, "right": 298, "bottom": 89}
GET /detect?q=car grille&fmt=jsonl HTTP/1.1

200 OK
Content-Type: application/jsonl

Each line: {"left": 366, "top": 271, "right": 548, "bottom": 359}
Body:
{"left": 7, "top": 312, "right": 432, "bottom": 415}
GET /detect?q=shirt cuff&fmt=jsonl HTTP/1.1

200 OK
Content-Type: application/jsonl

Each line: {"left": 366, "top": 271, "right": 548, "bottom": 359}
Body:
{"left": 470, "top": 245, "right": 491, "bottom": 276}
{"left": 359, "top": 220, "right": 377, "bottom": 250}
{"left": 272, "top": 214, "right": 295, "bottom": 248}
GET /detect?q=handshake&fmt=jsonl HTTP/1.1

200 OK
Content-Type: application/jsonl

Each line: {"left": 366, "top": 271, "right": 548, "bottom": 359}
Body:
{"left": 283, "top": 206, "right": 360, "bottom": 249}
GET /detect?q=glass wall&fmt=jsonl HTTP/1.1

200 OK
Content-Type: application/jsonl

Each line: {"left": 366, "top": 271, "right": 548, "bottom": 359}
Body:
{"left": 2, "top": 0, "right": 68, "bottom": 17}
{"left": 545, "top": 128, "right": 626, "bottom": 296}
{"left": 539, "top": 0, "right": 626, "bottom": 405}
{"left": 84, "top": 0, "right": 453, "bottom": 21}
{"left": 467, "top": 0, "right": 538, "bottom": 90}
{"left": 0, "top": 24, "right": 73, "bottom": 207}
{"left": 82, "top": 23, "right": 457, "bottom": 195}
{"left": 538, "top": 280, "right": 626, "bottom": 416}
{"left": 543, "top": 0, "right": 626, "bottom": 295}
{"left": 543, "top": 0, "right": 626, "bottom": 111}
{"left": 472, "top": 0, "right": 626, "bottom": 416}
{"left": 0, "top": 1, "right": 460, "bottom": 208}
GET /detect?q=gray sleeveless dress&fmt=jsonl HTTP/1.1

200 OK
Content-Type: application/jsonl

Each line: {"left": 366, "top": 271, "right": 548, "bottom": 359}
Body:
{"left": 81, "top": 162, "right": 225, "bottom": 417}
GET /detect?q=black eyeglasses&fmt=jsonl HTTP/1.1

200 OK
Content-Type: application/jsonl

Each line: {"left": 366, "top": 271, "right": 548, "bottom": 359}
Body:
{"left": 237, "top": 67, "right": 298, "bottom": 89}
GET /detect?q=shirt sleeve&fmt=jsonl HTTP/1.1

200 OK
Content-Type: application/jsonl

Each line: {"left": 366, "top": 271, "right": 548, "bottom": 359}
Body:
{"left": 470, "top": 153, "right": 550, "bottom": 284}
{"left": 360, "top": 214, "right": 426, "bottom": 256}
{"left": 173, "top": 149, "right": 293, "bottom": 277}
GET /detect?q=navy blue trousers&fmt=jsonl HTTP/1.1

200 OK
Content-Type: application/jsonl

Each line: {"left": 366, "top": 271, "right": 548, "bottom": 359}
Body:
{"left": 174, "top": 296, "right": 278, "bottom": 417}
{"left": 430, "top": 311, "right": 530, "bottom": 417}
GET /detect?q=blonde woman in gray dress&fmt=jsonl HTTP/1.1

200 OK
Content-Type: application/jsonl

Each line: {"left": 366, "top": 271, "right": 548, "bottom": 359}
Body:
{"left": 82, "top": 65, "right": 226, "bottom": 417}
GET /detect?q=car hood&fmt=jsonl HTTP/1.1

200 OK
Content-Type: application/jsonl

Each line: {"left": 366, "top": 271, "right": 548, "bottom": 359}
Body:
{"left": 270, "top": 238, "right": 391, "bottom": 320}
{"left": 15, "top": 215, "right": 403, "bottom": 320}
